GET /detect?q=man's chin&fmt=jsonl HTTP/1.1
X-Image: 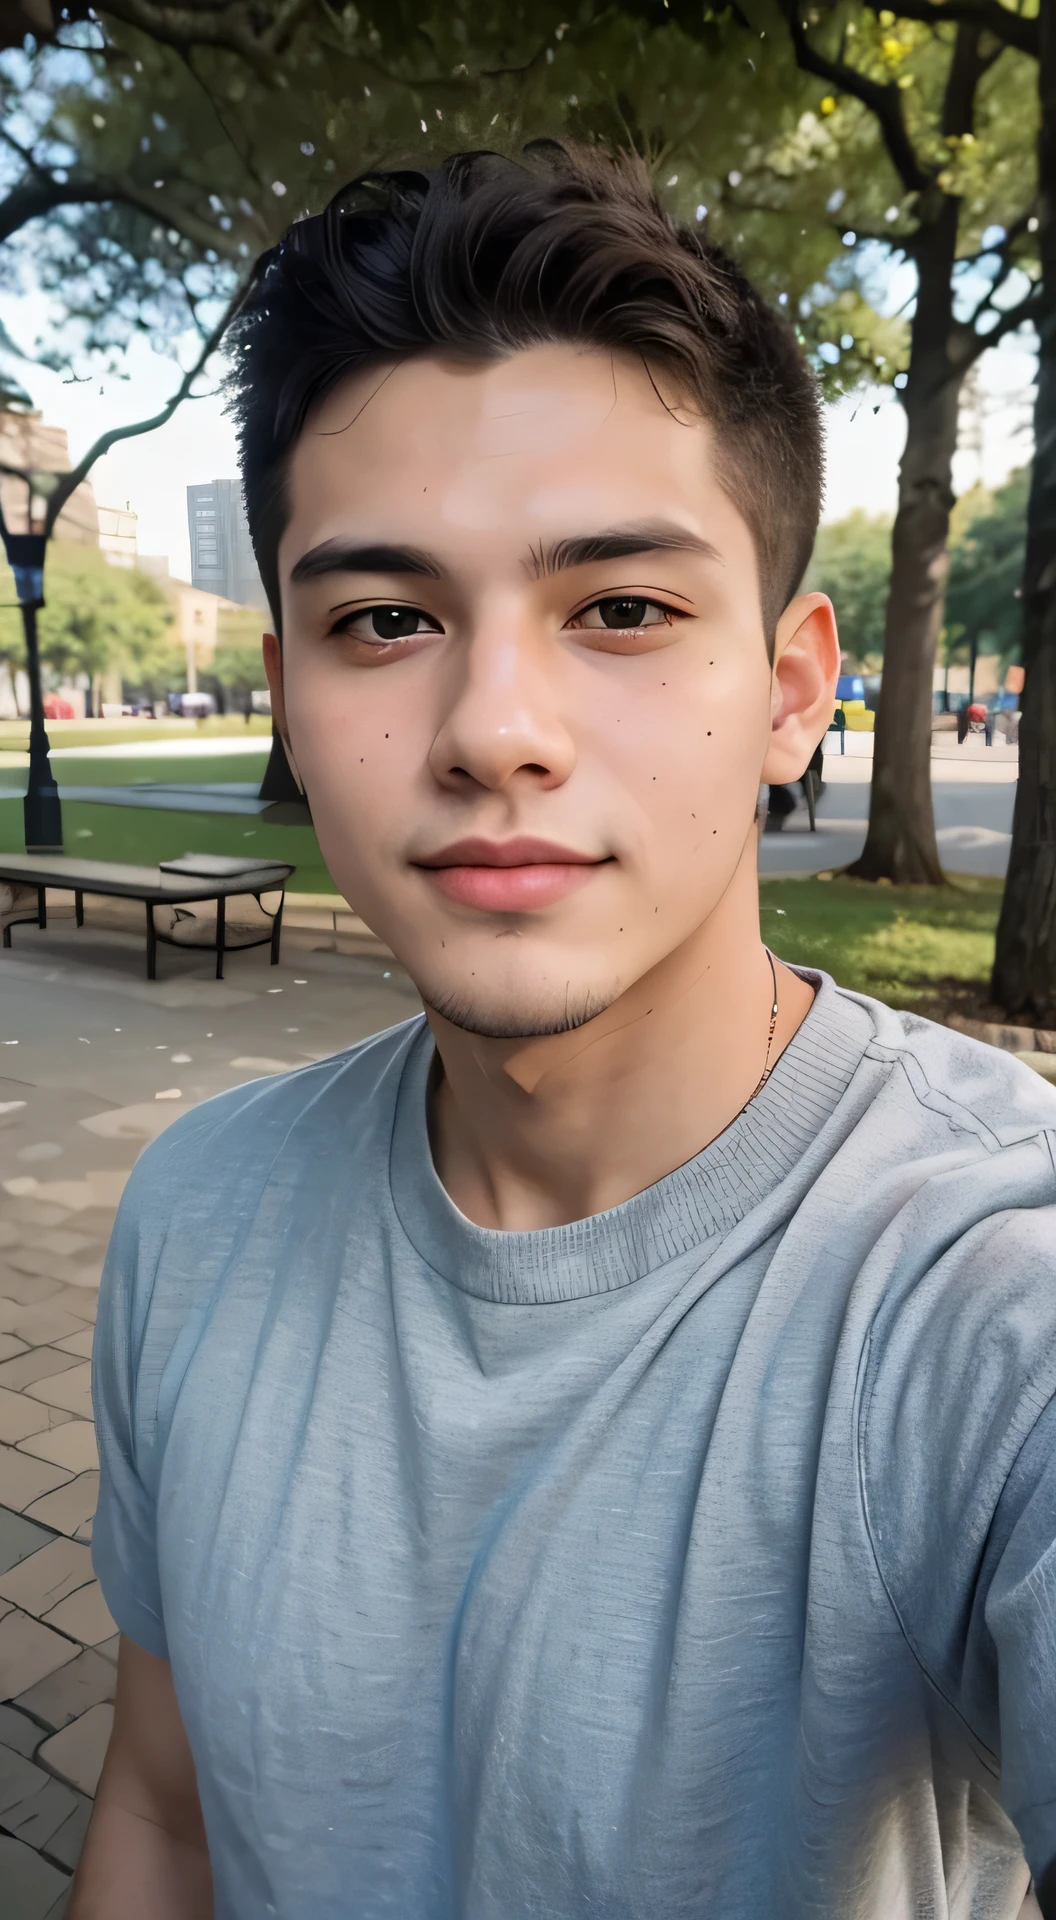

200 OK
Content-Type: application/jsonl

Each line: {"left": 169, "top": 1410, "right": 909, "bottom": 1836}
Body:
{"left": 419, "top": 974, "right": 622, "bottom": 1041}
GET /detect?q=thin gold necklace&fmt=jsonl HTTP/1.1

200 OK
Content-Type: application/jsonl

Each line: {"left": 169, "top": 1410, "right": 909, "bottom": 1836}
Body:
{"left": 744, "top": 946, "right": 779, "bottom": 1109}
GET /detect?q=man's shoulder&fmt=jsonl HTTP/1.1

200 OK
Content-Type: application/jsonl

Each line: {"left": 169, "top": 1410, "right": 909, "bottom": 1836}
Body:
{"left": 109, "top": 1013, "right": 425, "bottom": 1268}
{"left": 839, "top": 982, "right": 1056, "bottom": 1152}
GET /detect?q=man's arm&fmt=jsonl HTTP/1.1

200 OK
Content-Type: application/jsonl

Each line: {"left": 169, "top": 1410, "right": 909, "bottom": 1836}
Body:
{"left": 69, "top": 1635, "right": 213, "bottom": 1919}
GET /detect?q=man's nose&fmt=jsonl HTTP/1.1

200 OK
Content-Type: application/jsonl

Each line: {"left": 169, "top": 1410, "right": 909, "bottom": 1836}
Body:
{"left": 427, "top": 622, "right": 577, "bottom": 795}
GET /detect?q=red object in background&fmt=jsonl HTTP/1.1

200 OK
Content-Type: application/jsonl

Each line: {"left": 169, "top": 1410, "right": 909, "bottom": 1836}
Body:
{"left": 966, "top": 703, "right": 987, "bottom": 722}
{"left": 43, "top": 692, "right": 75, "bottom": 720}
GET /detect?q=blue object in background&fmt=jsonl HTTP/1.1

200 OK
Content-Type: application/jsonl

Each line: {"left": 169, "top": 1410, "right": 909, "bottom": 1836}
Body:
{"left": 836, "top": 675, "right": 865, "bottom": 702}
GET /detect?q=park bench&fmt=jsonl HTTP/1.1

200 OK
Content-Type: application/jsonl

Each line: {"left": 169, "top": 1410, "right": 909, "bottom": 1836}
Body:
{"left": 0, "top": 852, "right": 294, "bottom": 981}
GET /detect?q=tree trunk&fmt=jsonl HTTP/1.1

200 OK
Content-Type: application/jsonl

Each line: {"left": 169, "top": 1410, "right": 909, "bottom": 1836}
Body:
{"left": 991, "top": 0, "right": 1056, "bottom": 1019}
{"left": 259, "top": 721, "right": 303, "bottom": 803}
{"left": 846, "top": 21, "right": 993, "bottom": 886}
{"left": 847, "top": 209, "right": 964, "bottom": 885}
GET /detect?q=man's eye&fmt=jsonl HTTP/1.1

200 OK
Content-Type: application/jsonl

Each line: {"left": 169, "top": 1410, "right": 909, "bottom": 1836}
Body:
{"left": 570, "top": 597, "right": 673, "bottom": 631}
{"left": 335, "top": 606, "right": 441, "bottom": 642}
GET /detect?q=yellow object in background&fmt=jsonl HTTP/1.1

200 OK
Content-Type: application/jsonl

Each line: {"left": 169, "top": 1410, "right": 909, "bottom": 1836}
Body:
{"left": 834, "top": 697, "right": 875, "bottom": 733}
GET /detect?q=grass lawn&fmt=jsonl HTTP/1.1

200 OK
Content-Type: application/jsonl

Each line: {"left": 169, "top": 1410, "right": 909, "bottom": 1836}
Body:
{"left": 0, "top": 794, "right": 335, "bottom": 894}
{"left": 0, "top": 715, "right": 273, "bottom": 751}
{"left": 760, "top": 873, "right": 1003, "bottom": 1021}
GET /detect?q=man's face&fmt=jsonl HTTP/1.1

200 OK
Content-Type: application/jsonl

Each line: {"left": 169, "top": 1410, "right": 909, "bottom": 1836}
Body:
{"left": 269, "top": 346, "right": 830, "bottom": 1037}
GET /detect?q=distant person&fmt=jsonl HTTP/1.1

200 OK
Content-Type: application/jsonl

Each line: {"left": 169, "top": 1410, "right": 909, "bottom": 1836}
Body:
{"left": 958, "top": 701, "right": 991, "bottom": 745}
{"left": 766, "top": 737, "right": 826, "bottom": 829}
{"left": 74, "top": 145, "right": 1056, "bottom": 1920}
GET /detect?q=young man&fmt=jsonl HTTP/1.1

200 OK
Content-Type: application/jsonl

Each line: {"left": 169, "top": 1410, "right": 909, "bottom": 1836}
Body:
{"left": 75, "top": 147, "right": 1056, "bottom": 1919}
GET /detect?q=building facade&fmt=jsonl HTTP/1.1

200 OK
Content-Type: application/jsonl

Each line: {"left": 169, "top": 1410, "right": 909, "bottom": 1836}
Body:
{"left": 97, "top": 502, "right": 138, "bottom": 567}
{"left": 186, "top": 478, "right": 267, "bottom": 610}
{"left": 0, "top": 410, "right": 99, "bottom": 544}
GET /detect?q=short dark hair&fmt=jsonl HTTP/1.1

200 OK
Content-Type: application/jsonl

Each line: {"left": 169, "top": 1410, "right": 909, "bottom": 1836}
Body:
{"left": 226, "top": 143, "right": 823, "bottom": 641}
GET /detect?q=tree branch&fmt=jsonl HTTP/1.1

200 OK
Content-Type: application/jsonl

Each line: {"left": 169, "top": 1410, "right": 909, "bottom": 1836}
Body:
{"left": 774, "top": 0, "right": 931, "bottom": 196}
{"left": 42, "top": 277, "right": 247, "bottom": 536}
{"left": 93, "top": 0, "right": 312, "bottom": 77}
{"left": 0, "top": 162, "right": 239, "bottom": 259}
{"left": 864, "top": 0, "right": 1038, "bottom": 61}
{"left": 959, "top": 278, "right": 1042, "bottom": 364}
{"left": 960, "top": 208, "right": 1037, "bottom": 330}
{"left": 0, "top": 172, "right": 118, "bottom": 245}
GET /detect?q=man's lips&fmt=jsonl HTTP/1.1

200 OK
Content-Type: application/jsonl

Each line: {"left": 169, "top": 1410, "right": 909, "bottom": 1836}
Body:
{"left": 412, "top": 837, "right": 610, "bottom": 911}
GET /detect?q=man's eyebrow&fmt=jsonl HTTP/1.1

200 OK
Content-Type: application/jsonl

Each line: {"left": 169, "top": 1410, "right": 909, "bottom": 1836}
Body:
{"left": 289, "top": 539, "right": 443, "bottom": 585}
{"left": 528, "top": 522, "right": 722, "bottom": 579}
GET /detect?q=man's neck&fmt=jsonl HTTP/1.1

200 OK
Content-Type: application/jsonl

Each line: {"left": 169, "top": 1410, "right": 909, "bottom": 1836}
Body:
{"left": 426, "top": 856, "right": 816, "bottom": 1232}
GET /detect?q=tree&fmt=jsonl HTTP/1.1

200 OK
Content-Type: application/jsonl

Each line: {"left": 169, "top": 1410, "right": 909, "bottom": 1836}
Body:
{"left": 945, "top": 465, "right": 1029, "bottom": 673}
{"left": 0, "top": 536, "right": 179, "bottom": 701}
{"left": 0, "top": 2, "right": 895, "bottom": 379}
{"left": 763, "top": 0, "right": 1040, "bottom": 883}
{"left": 205, "top": 607, "right": 268, "bottom": 715}
{"left": 1, "top": 0, "right": 913, "bottom": 811}
{"left": 806, "top": 511, "right": 893, "bottom": 664}
{"left": 992, "top": 0, "right": 1056, "bottom": 1021}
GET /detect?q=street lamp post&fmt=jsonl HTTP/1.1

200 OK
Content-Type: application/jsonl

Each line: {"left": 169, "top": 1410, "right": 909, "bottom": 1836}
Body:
{"left": 1, "top": 526, "right": 63, "bottom": 853}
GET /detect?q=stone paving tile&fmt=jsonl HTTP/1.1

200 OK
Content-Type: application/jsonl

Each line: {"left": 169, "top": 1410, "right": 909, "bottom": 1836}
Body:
{"left": 37, "top": 1703, "right": 113, "bottom": 1796}
{"left": 48, "top": 1332, "right": 94, "bottom": 1361}
{"left": 0, "top": 1740, "right": 52, "bottom": 1820}
{"left": 0, "top": 1390, "right": 56, "bottom": 1447}
{"left": 0, "top": 1833, "right": 71, "bottom": 1918}
{"left": 44, "top": 1790, "right": 92, "bottom": 1872}
{"left": 0, "top": 1611, "right": 78, "bottom": 1700}
{"left": 49, "top": 1290, "right": 97, "bottom": 1326}
{"left": 0, "top": 1352, "right": 83, "bottom": 1393}
{"left": 0, "top": 1704, "right": 41, "bottom": 1756}
{"left": 32, "top": 1234, "right": 96, "bottom": 1261}
{"left": 23, "top": 1366, "right": 94, "bottom": 1421}
{"left": 23, "top": 1475, "right": 99, "bottom": 1539}
{"left": 0, "top": 1510, "right": 56, "bottom": 1580}
{"left": 0, "top": 1740, "right": 81, "bottom": 1851}
{"left": 0, "top": 1450, "right": 73, "bottom": 1514}
{"left": 41, "top": 1583, "right": 115, "bottom": 1650}
{"left": 17, "top": 1424, "right": 98, "bottom": 1474}
{"left": 0, "top": 1271, "right": 64, "bottom": 1307}
{"left": 6, "top": 1309, "right": 91, "bottom": 1350}
{"left": 4, "top": 1201, "right": 70, "bottom": 1231}
{"left": 0, "top": 1541, "right": 94, "bottom": 1618}
{"left": 14, "top": 1650, "right": 115, "bottom": 1733}
{"left": 0, "top": 1333, "right": 30, "bottom": 1361}
{"left": 54, "top": 1211, "right": 114, "bottom": 1246}
{"left": 4, "top": 1250, "right": 86, "bottom": 1286}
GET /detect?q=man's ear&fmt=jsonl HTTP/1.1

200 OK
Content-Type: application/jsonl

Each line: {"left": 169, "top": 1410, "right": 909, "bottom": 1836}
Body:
{"left": 759, "top": 593, "right": 840, "bottom": 788}
{"left": 262, "top": 632, "right": 307, "bottom": 798}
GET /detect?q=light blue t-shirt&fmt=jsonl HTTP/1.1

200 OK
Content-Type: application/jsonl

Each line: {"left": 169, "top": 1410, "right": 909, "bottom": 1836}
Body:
{"left": 92, "top": 973, "right": 1056, "bottom": 1919}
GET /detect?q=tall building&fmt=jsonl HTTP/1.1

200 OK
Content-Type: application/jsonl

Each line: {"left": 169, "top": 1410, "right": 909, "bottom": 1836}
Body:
{"left": 0, "top": 410, "right": 99, "bottom": 545}
{"left": 186, "top": 478, "right": 267, "bottom": 610}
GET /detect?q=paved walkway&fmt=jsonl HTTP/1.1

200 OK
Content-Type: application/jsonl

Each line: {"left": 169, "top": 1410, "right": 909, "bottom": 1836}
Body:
{"left": 0, "top": 910, "right": 418, "bottom": 1912}
{"left": 759, "top": 738, "right": 1018, "bottom": 877}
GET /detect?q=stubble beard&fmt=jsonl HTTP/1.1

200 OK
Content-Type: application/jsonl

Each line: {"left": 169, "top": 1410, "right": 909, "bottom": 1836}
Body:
{"left": 420, "top": 974, "right": 621, "bottom": 1041}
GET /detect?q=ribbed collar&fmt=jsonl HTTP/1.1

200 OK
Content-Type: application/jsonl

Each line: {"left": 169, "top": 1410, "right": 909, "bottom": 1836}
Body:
{"left": 388, "top": 970, "right": 874, "bottom": 1304}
